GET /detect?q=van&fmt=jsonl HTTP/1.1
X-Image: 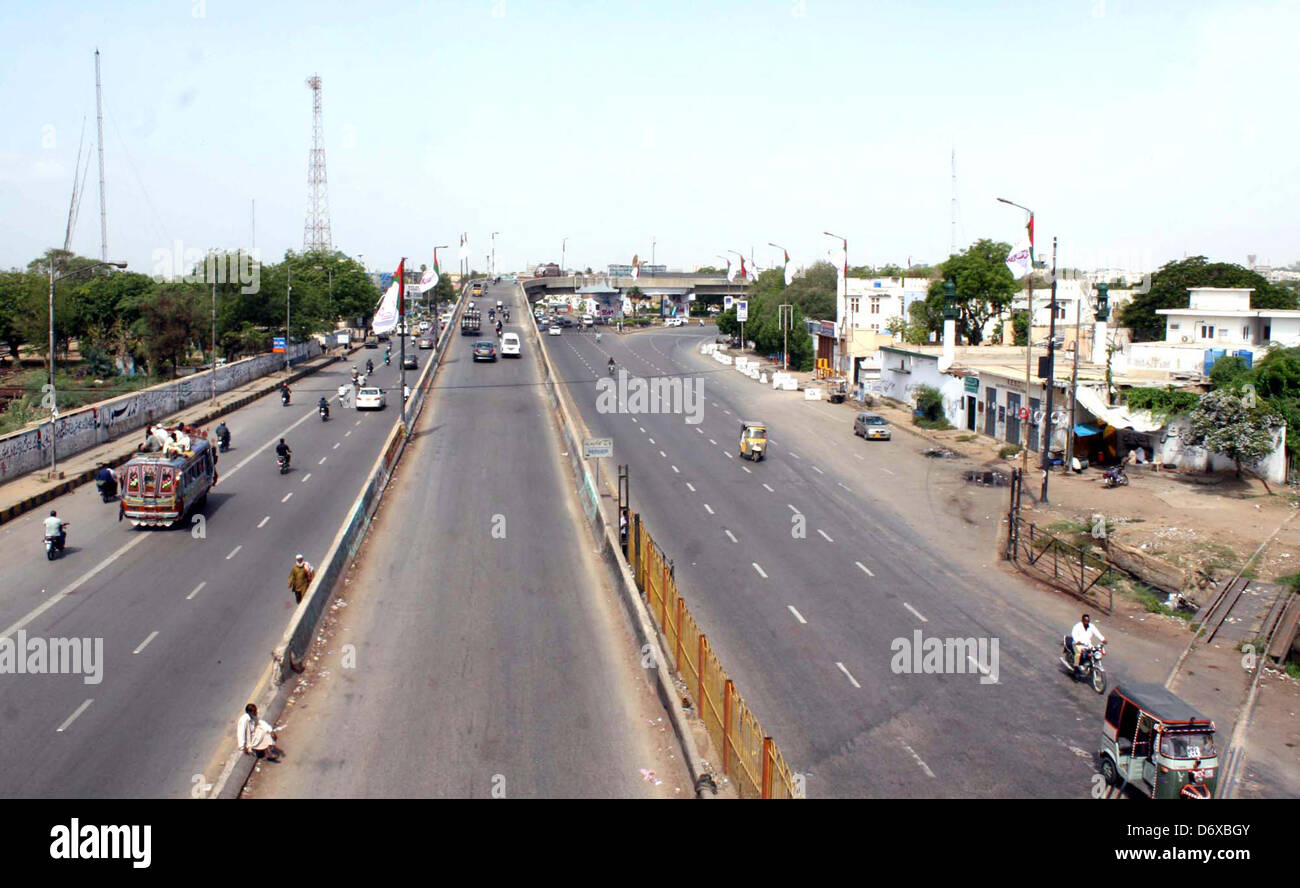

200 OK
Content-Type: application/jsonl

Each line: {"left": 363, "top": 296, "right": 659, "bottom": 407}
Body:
{"left": 501, "top": 332, "right": 521, "bottom": 357}
{"left": 581, "top": 314, "right": 594, "bottom": 327}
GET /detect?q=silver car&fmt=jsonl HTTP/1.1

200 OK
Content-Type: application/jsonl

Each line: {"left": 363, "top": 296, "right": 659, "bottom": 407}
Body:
{"left": 854, "top": 412, "right": 891, "bottom": 440}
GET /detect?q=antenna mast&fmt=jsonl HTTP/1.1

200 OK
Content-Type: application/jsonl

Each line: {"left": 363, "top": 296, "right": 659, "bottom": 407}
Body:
{"left": 949, "top": 145, "right": 957, "bottom": 258}
{"left": 303, "top": 74, "right": 333, "bottom": 253}
{"left": 95, "top": 49, "right": 108, "bottom": 262}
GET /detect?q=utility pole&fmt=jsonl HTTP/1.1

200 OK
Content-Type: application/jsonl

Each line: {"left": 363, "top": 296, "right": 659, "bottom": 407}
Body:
{"left": 997, "top": 197, "right": 1034, "bottom": 475}
{"left": 824, "top": 232, "right": 849, "bottom": 381}
{"left": 303, "top": 75, "right": 332, "bottom": 253}
{"left": 211, "top": 270, "right": 217, "bottom": 402}
{"left": 286, "top": 267, "right": 292, "bottom": 373}
{"left": 95, "top": 49, "right": 108, "bottom": 263}
{"left": 778, "top": 304, "right": 793, "bottom": 371}
{"left": 1041, "top": 237, "right": 1059, "bottom": 504}
{"left": 399, "top": 257, "right": 408, "bottom": 430}
{"left": 1067, "top": 290, "right": 1082, "bottom": 469}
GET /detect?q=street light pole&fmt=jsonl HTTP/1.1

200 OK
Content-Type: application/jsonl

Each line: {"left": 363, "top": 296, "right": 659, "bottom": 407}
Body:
{"left": 562, "top": 236, "right": 568, "bottom": 276}
{"left": 286, "top": 267, "right": 292, "bottom": 373}
{"left": 997, "top": 197, "right": 1034, "bottom": 476}
{"left": 490, "top": 231, "right": 499, "bottom": 278}
{"left": 824, "top": 231, "right": 849, "bottom": 381}
{"left": 1041, "top": 236, "right": 1059, "bottom": 504}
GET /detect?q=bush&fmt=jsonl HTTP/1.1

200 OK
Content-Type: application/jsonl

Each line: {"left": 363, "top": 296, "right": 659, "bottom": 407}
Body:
{"left": 914, "top": 416, "right": 955, "bottom": 430}
{"left": 999, "top": 445, "right": 1021, "bottom": 459}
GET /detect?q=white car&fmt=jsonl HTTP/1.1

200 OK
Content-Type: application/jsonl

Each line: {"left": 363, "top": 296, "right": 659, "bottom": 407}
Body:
{"left": 418, "top": 320, "right": 431, "bottom": 332}
{"left": 501, "top": 332, "right": 521, "bottom": 356}
{"left": 548, "top": 325, "right": 562, "bottom": 336}
{"left": 355, "top": 387, "right": 386, "bottom": 410}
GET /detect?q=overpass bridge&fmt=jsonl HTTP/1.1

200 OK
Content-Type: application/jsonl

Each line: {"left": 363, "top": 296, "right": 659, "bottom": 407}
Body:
{"left": 521, "top": 272, "right": 748, "bottom": 312}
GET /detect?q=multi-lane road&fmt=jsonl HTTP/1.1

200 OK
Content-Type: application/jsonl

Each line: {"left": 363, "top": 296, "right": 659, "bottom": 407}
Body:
{"left": 0, "top": 349, "right": 417, "bottom": 796}
{"left": 542, "top": 318, "right": 1180, "bottom": 798}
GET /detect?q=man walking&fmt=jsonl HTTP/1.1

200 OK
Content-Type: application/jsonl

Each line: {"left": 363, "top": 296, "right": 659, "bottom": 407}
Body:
{"left": 236, "top": 703, "right": 282, "bottom": 762}
{"left": 287, "top": 553, "right": 314, "bottom": 604}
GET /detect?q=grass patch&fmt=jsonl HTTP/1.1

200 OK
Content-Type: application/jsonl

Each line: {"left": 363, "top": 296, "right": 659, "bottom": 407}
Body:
{"left": 955, "top": 434, "right": 976, "bottom": 443}
{"left": 1284, "top": 660, "right": 1300, "bottom": 681}
{"left": 1125, "top": 580, "right": 1195, "bottom": 621}
{"left": 914, "top": 416, "right": 955, "bottom": 431}
{"left": 1277, "top": 572, "right": 1300, "bottom": 592}
{"left": 1, "top": 364, "right": 161, "bottom": 435}
{"left": 998, "top": 445, "right": 1021, "bottom": 459}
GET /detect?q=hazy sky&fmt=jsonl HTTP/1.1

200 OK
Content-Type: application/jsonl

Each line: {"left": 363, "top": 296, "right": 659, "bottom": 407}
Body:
{"left": 2, "top": 0, "right": 1297, "bottom": 279}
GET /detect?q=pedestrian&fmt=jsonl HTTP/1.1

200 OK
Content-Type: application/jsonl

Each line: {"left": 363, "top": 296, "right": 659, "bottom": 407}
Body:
{"left": 236, "top": 703, "right": 282, "bottom": 762}
{"left": 287, "top": 553, "right": 314, "bottom": 604}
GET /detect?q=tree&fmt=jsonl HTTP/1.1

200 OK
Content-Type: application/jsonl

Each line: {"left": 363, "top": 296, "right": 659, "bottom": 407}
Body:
{"left": 1187, "top": 388, "right": 1282, "bottom": 479}
{"left": 132, "top": 282, "right": 204, "bottom": 376}
{"left": 1249, "top": 346, "right": 1300, "bottom": 459}
{"left": 1011, "top": 309, "right": 1029, "bottom": 346}
{"left": 1208, "top": 355, "right": 1252, "bottom": 390}
{"left": 0, "top": 270, "right": 42, "bottom": 362}
{"left": 783, "top": 261, "right": 837, "bottom": 320}
{"left": 1119, "top": 256, "right": 1293, "bottom": 342}
{"left": 921, "top": 239, "right": 1017, "bottom": 345}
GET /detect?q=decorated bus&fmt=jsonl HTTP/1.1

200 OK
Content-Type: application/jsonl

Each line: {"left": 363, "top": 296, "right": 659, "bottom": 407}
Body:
{"left": 119, "top": 425, "right": 218, "bottom": 527}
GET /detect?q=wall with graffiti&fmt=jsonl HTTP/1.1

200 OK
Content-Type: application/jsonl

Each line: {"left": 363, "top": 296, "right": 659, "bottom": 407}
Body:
{"left": 0, "top": 342, "right": 320, "bottom": 483}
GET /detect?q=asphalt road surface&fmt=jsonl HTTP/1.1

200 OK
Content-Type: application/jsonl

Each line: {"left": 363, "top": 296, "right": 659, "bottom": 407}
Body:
{"left": 246, "top": 282, "right": 687, "bottom": 799}
{"left": 541, "top": 320, "right": 1179, "bottom": 798}
{"left": 0, "top": 348, "right": 418, "bottom": 797}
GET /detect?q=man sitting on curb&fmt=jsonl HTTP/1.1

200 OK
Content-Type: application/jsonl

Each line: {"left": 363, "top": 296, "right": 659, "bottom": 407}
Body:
{"left": 236, "top": 703, "right": 282, "bottom": 762}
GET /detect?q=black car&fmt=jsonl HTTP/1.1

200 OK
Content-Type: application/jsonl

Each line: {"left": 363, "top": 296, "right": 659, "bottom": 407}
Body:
{"left": 364, "top": 338, "right": 379, "bottom": 349}
{"left": 403, "top": 354, "right": 418, "bottom": 369}
{"left": 473, "top": 340, "right": 497, "bottom": 362}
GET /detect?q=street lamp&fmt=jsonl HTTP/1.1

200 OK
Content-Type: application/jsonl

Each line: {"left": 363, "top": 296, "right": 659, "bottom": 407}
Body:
{"left": 562, "top": 236, "right": 568, "bottom": 276}
{"left": 824, "top": 231, "right": 848, "bottom": 380}
{"left": 490, "top": 231, "right": 499, "bottom": 278}
{"left": 47, "top": 257, "right": 127, "bottom": 478}
{"left": 998, "top": 197, "right": 1035, "bottom": 476}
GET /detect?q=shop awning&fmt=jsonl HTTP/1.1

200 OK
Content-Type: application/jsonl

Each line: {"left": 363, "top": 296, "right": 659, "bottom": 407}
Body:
{"left": 1073, "top": 424, "right": 1101, "bottom": 437}
{"left": 1074, "top": 386, "right": 1166, "bottom": 433}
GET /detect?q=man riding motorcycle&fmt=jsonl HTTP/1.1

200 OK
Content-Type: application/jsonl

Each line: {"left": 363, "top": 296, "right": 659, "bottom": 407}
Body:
{"left": 607, "top": 356, "right": 616, "bottom": 375}
{"left": 1070, "top": 614, "right": 1106, "bottom": 673}
{"left": 275, "top": 438, "right": 292, "bottom": 469}
{"left": 384, "top": 347, "right": 392, "bottom": 365}
{"left": 318, "top": 396, "right": 330, "bottom": 420}
{"left": 214, "top": 421, "right": 231, "bottom": 451}
{"left": 43, "top": 510, "right": 67, "bottom": 552}
{"left": 280, "top": 381, "right": 292, "bottom": 405}
{"left": 366, "top": 358, "right": 374, "bottom": 375}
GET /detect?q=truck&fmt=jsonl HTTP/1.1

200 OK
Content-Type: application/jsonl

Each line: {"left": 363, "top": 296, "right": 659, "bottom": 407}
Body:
{"left": 461, "top": 309, "right": 481, "bottom": 336}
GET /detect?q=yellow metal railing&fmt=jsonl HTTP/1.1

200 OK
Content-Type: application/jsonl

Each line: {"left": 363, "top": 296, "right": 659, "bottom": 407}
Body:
{"left": 627, "top": 511, "right": 799, "bottom": 798}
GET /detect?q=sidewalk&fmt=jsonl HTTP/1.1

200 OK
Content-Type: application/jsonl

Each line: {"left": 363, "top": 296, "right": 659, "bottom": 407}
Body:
{"left": 0, "top": 347, "right": 355, "bottom": 526}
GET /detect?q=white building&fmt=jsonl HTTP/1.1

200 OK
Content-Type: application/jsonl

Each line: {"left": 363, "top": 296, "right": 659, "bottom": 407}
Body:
{"left": 1155, "top": 287, "right": 1300, "bottom": 349}
{"left": 839, "top": 277, "right": 931, "bottom": 335}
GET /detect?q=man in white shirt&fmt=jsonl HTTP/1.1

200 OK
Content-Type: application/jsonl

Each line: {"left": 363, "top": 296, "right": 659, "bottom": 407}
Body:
{"left": 1071, "top": 613, "right": 1106, "bottom": 671}
{"left": 236, "top": 703, "right": 281, "bottom": 762}
{"left": 42, "top": 510, "right": 66, "bottom": 550}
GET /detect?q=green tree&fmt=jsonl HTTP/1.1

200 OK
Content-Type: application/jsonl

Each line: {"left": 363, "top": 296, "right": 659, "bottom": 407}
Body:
{"left": 921, "top": 239, "right": 1017, "bottom": 345}
{"left": 1011, "top": 309, "right": 1029, "bottom": 346}
{"left": 1119, "top": 256, "right": 1292, "bottom": 341}
{"left": 0, "top": 270, "right": 42, "bottom": 362}
{"left": 783, "top": 261, "right": 837, "bottom": 320}
{"left": 1187, "top": 388, "right": 1283, "bottom": 479}
{"left": 131, "top": 282, "right": 204, "bottom": 376}
{"left": 1208, "top": 355, "right": 1253, "bottom": 390}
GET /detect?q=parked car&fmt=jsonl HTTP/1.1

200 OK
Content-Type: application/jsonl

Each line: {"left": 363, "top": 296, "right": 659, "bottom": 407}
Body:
{"left": 501, "top": 332, "right": 521, "bottom": 357}
{"left": 853, "top": 412, "right": 892, "bottom": 440}
{"left": 403, "top": 354, "right": 418, "bottom": 369}
{"left": 364, "top": 337, "right": 379, "bottom": 349}
{"left": 473, "top": 340, "right": 498, "bottom": 362}
{"left": 356, "top": 387, "right": 386, "bottom": 410}
{"left": 548, "top": 324, "right": 562, "bottom": 336}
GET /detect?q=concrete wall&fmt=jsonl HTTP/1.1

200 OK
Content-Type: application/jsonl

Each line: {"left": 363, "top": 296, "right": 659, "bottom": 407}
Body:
{"left": 0, "top": 341, "right": 319, "bottom": 483}
{"left": 873, "top": 350, "right": 966, "bottom": 428}
{"left": 1156, "top": 415, "right": 1289, "bottom": 484}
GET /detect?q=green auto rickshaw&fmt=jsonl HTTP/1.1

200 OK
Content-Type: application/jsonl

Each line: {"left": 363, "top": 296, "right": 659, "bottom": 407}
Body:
{"left": 1098, "top": 683, "right": 1219, "bottom": 799}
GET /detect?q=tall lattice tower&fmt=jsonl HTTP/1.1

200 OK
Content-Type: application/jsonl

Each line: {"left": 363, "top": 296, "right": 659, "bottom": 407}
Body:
{"left": 303, "top": 74, "right": 333, "bottom": 253}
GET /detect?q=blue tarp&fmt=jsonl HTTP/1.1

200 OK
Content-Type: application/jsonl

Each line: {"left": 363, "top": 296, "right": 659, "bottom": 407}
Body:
{"left": 1074, "top": 424, "right": 1101, "bottom": 437}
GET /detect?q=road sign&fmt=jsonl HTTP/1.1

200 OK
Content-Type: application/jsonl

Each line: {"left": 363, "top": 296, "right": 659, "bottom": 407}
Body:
{"left": 272, "top": 336, "right": 286, "bottom": 354}
{"left": 583, "top": 437, "right": 613, "bottom": 459}
{"left": 736, "top": 300, "right": 749, "bottom": 322}
{"left": 724, "top": 295, "right": 734, "bottom": 310}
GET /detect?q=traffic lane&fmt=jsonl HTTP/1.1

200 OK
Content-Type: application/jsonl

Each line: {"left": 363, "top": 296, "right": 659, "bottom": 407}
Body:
{"left": 0, "top": 365, "right": 412, "bottom": 796}
{"left": 546, "top": 333, "right": 1109, "bottom": 796}
{"left": 253, "top": 283, "right": 682, "bottom": 798}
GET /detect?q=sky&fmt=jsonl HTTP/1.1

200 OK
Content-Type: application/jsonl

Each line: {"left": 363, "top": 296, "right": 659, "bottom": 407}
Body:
{"left": 2, "top": 0, "right": 1298, "bottom": 279}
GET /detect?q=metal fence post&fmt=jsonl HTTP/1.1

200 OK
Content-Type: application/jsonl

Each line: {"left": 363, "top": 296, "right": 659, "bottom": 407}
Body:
{"left": 698, "top": 634, "right": 707, "bottom": 713}
{"left": 723, "top": 679, "right": 734, "bottom": 777}
{"left": 633, "top": 514, "right": 642, "bottom": 590}
{"left": 762, "top": 736, "right": 774, "bottom": 799}
{"left": 660, "top": 559, "right": 669, "bottom": 628}
{"left": 675, "top": 596, "right": 684, "bottom": 671}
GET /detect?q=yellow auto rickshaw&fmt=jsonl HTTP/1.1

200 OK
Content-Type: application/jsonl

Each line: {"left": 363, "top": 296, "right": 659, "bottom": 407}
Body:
{"left": 740, "top": 421, "right": 767, "bottom": 461}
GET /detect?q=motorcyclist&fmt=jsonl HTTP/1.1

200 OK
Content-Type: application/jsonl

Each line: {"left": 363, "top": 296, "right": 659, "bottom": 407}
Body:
{"left": 350, "top": 365, "right": 359, "bottom": 383}
{"left": 496, "top": 320, "right": 503, "bottom": 336}
{"left": 1070, "top": 614, "right": 1106, "bottom": 673}
{"left": 366, "top": 358, "right": 374, "bottom": 375}
{"left": 318, "top": 396, "right": 330, "bottom": 419}
{"left": 607, "top": 356, "right": 616, "bottom": 374}
{"left": 95, "top": 465, "right": 117, "bottom": 498}
{"left": 215, "top": 421, "right": 231, "bottom": 449}
{"left": 337, "top": 383, "right": 350, "bottom": 407}
{"left": 43, "top": 510, "right": 67, "bottom": 551}
{"left": 384, "top": 347, "right": 391, "bottom": 365}
{"left": 280, "top": 381, "right": 291, "bottom": 405}
{"left": 275, "top": 438, "right": 292, "bottom": 468}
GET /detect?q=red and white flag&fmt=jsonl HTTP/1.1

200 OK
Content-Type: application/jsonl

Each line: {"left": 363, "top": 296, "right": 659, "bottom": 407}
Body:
{"left": 631, "top": 254, "right": 640, "bottom": 280}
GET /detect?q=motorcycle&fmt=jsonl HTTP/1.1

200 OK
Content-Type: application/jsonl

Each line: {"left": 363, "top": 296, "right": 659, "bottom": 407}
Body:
{"left": 608, "top": 362, "right": 616, "bottom": 377}
{"left": 319, "top": 404, "right": 330, "bottom": 422}
{"left": 1059, "top": 638, "right": 1107, "bottom": 693}
{"left": 277, "top": 453, "right": 291, "bottom": 475}
{"left": 384, "top": 353, "right": 391, "bottom": 366}
{"left": 1102, "top": 466, "right": 1129, "bottom": 489}
{"left": 45, "top": 522, "right": 68, "bottom": 560}
{"left": 281, "top": 389, "right": 291, "bottom": 406}
{"left": 95, "top": 475, "right": 118, "bottom": 503}
{"left": 366, "top": 360, "right": 374, "bottom": 375}
{"left": 217, "top": 431, "right": 231, "bottom": 452}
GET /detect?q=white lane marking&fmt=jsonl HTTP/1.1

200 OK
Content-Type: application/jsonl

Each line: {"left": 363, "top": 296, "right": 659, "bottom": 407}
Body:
{"left": 640, "top": 427, "right": 646, "bottom": 434}
{"left": 333, "top": 442, "right": 340, "bottom": 450}
{"left": 696, "top": 428, "right": 704, "bottom": 434}
{"left": 723, "top": 409, "right": 730, "bottom": 415}
{"left": 724, "top": 529, "right": 737, "bottom": 543}
{"left": 712, "top": 402, "right": 718, "bottom": 407}
{"left": 724, "top": 451, "right": 733, "bottom": 459}
{"left": 56, "top": 699, "right": 94, "bottom": 732}
{"left": 762, "top": 483, "right": 774, "bottom": 492}
{"left": 132, "top": 630, "right": 159, "bottom": 655}
{"left": 226, "top": 545, "right": 242, "bottom": 560}
{"left": 856, "top": 561, "right": 874, "bottom": 577}
{"left": 855, "top": 453, "right": 864, "bottom": 460}
{"left": 187, "top": 581, "right": 206, "bottom": 601}
{"left": 742, "top": 466, "right": 751, "bottom": 474}
{"left": 902, "top": 744, "right": 936, "bottom": 778}
{"left": 257, "top": 516, "right": 270, "bottom": 529}
{"left": 281, "top": 492, "right": 293, "bottom": 503}
{"left": 0, "top": 533, "right": 150, "bottom": 641}
{"left": 838, "top": 482, "right": 851, "bottom": 491}
{"left": 788, "top": 504, "right": 799, "bottom": 513}
{"left": 318, "top": 457, "right": 327, "bottom": 465}
{"left": 812, "top": 466, "right": 824, "bottom": 474}
{"left": 881, "top": 467, "right": 895, "bottom": 475}
{"left": 686, "top": 482, "right": 696, "bottom": 492}
{"left": 301, "top": 473, "right": 312, "bottom": 483}
{"left": 903, "top": 602, "right": 929, "bottom": 623}
{"left": 703, "top": 504, "right": 714, "bottom": 514}
{"left": 836, "top": 662, "right": 861, "bottom": 689}
{"left": 788, "top": 605, "right": 807, "bottom": 625}
{"left": 817, "top": 529, "right": 834, "bottom": 542}
{"left": 708, "top": 439, "right": 717, "bottom": 445}
{"left": 790, "top": 452, "right": 801, "bottom": 460}
{"left": 671, "top": 465, "right": 679, "bottom": 473}
{"left": 752, "top": 563, "right": 768, "bottom": 578}
{"left": 769, "top": 438, "right": 778, "bottom": 445}
{"left": 660, "top": 450, "right": 666, "bottom": 458}
{"left": 355, "top": 419, "right": 362, "bottom": 426}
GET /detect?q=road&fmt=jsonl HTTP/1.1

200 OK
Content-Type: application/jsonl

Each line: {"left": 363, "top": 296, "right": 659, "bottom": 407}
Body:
{"left": 541, "top": 320, "right": 1181, "bottom": 798}
{"left": 0, "top": 347, "right": 422, "bottom": 797}
{"left": 246, "top": 282, "right": 688, "bottom": 799}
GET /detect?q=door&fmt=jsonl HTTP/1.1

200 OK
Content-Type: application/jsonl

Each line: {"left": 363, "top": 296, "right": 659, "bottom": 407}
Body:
{"left": 984, "top": 387, "right": 997, "bottom": 436}
{"left": 966, "top": 396, "right": 976, "bottom": 431}
{"left": 1006, "top": 393, "right": 1021, "bottom": 446}
{"left": 1027, "top": 397, "right": 1041, "bottom": 453}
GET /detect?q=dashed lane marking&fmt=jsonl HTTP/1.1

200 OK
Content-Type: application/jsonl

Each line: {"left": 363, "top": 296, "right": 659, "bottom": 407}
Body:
{"left": 187, "top": 582, "right": 205, "bottom": 601}
{"left": 226, "top": 545, "right": 242, "bottom": 560}
{"left": 856, "top": 561, "right": 874, "bottom": 577}
{"left": 836, "top": 662, "right": 861, "bottom": 689}
{"left": 817, "top": 529, "right": 834, "bottom": 542}
{"left": 56, "top": 699, "right": 93, "bottom": 733}
{"left": 132, "top": 631, "right": 159, "bottom": 655}
{"left": 903, "top": 603, "right": 929, "bottom": 623}
{"left": 788, "top": 606, "right": 807, "bottom": 625}
{"left": 753, "top": 563, "right": 768, "bottom": 578}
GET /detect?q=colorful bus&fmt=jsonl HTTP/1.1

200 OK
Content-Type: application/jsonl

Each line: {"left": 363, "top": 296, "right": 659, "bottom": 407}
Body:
{"left": 120, "top": 433, "right": 217, "bottom": 527}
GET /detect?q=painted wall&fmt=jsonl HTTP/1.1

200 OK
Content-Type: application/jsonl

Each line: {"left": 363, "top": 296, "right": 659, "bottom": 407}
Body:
{"left": 0, "top": 341, "right": 319, "bottom": 483}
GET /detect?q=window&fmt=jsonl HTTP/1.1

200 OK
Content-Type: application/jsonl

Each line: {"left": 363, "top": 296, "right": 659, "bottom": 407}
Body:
{"left": 870, "top": 297, "right": 881, "bottom": 314}
{"left": 848, "top": 296, "right": 860, "bottom": 316}
{"left": 1054, "top": 305, "right": 1066, "bottom": 321}
{"left": 1169, "top": 322, "right": 1180, "bottom": 330}
{"left": 1218, "top": 327, "right": 1228, "bottom": 340}
{"left": 1199, "top": 323, "right": 1215, "bottom": 340}
{"left": 1243, "top": 326, "right": 1250, "bottom": 340}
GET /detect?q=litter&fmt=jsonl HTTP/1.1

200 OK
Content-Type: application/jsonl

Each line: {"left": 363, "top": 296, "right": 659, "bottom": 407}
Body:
{"left": 639, "top": 768, "right": 662, "bottom": 785}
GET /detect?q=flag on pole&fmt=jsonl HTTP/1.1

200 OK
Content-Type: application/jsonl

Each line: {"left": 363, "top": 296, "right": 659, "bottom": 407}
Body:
{"left": 396, "top": 259, "right": 406, "bottom": 322}
{"left": 1006, "top": 213, "right": 1034, "bottom": 280}
{"left": 783, "top": 250, "right": 796, "bottom": 286}
{"left": 458, "top": 233, "right": 469, "bottom": 262}
{"left": 433, "top": 248, "right": 441, "bottom": 275}
{"left": 631, "top": 254, "right": 640, "bottom": 280}
{"left": 739, "top": 257, "right": 750, "bottom": 282}
{"left": 725, "top": 258, "right": 736, "bottom": 283}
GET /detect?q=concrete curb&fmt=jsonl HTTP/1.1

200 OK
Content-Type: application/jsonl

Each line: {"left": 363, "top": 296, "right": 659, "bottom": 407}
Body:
{"left": 207, "top": 294, "right": 468, "bottom": 799}
{"left": 0, "top": 352, "right": 346, "bottom": 527}
{"left": 525, "top": 294, "right": 717, "bottom": 798}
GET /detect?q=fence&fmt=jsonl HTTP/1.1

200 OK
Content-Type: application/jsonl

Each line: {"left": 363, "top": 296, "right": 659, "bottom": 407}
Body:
{"left": 627, "top": 510, "right": 799, "bottom": 798}
{"left": 1006, "top": 515, "right": 1115, "bottom": 613}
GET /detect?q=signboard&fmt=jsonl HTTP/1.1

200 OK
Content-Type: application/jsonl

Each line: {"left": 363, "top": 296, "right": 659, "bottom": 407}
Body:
{"left": 736, "top": 300, "right": 749, "bottom": 322}
{"left": 335, "top": 332, "right": 350, "bottom": 346}
{"left": 582, "top": 437, "right": 614, "bottom": 459}
{"left": 272, "top": 336, "right": 286, "bottom": 354}
{"left": 964, "top": 377, "right": 979, "bottom": 393}
{"left": 724, "top": 295, "right": 734, "bottom": 310}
